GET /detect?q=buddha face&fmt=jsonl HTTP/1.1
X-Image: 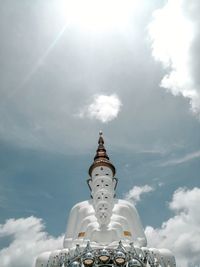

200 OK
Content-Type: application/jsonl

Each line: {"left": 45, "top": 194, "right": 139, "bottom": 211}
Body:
{"left": 88, "top": 168, "right": 117, "bottom": 227}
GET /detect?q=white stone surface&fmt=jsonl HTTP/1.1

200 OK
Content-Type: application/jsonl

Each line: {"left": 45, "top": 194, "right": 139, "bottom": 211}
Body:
{"left": 63, "top": 198, "right": 147, "bottom": 248}
{"left": 63, "top": 164, "right": 147, "bottom": 249}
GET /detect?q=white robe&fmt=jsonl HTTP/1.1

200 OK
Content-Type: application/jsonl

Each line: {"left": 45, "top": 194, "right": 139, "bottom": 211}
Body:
{"left": 63, "top": 198, "right": 147, "bottom": 248}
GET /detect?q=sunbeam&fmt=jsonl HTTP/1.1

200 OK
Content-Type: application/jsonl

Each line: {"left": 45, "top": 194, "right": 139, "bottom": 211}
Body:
{"left": 3, "top": 24, "right": 68, "bottom": 102}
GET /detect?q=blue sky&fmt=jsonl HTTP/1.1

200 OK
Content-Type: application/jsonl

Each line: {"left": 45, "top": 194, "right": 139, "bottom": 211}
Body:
{"left": 0, "top": 1, "right": 200, "bottom": 267}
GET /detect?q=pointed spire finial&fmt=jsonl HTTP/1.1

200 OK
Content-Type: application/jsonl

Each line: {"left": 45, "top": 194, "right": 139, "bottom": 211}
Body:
{"left": 88, "top": 132, "right": 116, "bottom": 177}
{"left": 94, "top": 131, "right": 108, "bottom": 161}
{"left": 98, "top": 131, "right": 104, "bottom": 146}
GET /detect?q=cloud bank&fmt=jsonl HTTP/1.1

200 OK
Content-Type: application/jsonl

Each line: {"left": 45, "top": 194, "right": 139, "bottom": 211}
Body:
{"left": 0, "top": 216, "right": 63, "bottom": 267}
{"left": 79, "top": 94, "right": 122, "bottom": 123}
{"left": 125, "top": 185, "right": 154, "bottom": 203}
{"left": 145, "top": 187, "right": 200, "bottom": 267}
{"left": 148, "top": 0, "right": 200, "bottom": 115}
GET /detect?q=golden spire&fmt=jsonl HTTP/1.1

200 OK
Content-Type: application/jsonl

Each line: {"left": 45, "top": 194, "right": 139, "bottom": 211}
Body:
{"left": 88, "top": 131, "right": 116, "bottom": 177}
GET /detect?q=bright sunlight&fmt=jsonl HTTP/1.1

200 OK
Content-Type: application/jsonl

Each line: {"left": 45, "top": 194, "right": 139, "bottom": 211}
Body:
{"left": 64, "top": 0, "right": 138, "bottom": 32}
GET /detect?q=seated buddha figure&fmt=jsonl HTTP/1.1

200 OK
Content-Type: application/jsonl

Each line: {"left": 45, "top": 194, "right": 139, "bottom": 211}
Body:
{"left": 35, "top": 133, "right": 149, "bottom": 267}
{"left": 63, "top": 132, "right": 147, "bottom": 249}
{"left": 35, "top": 133, "right": 176, "bottom": 267}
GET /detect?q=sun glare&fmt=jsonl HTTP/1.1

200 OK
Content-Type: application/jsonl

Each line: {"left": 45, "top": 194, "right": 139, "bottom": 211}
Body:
{"left": 64, "top": 0, "right": 138, "bottom": 32}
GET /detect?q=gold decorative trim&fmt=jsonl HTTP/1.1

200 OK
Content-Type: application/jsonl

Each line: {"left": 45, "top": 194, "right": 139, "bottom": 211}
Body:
{"left": 78, "top": 232, "right": 85, "bottom": 238}
{"left": 124, "top": 231, "right": 132, "bottom": 237}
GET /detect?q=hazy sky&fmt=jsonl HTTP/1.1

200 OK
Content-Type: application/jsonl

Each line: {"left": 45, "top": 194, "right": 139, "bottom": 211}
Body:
{"left": 0, "top": 1, "right": 200, "bottom": 267}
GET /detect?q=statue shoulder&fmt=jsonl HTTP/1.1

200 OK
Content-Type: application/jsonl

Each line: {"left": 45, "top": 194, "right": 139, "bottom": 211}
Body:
{"left": 115, "top": 199, "right": 137, "bottom": 210}
{"left": 70, "top": 200, "right": 91, "bottom": 211}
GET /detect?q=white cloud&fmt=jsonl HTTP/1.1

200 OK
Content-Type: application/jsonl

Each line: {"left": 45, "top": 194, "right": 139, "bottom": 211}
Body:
{"left": 125, "top": 185, "right": 154, "bottom": 203}
{"left": 161, "top": 150, "right": 200, "bottom": 166}
{"left": 145, "top": 187, "right": 200, "bottom": 267}
{"left": 79, "top": 94, "right": 122, "bottom": 123}
{"left": 0, "top": 216, "right": 63, "bottom": 267}
{"left": 148, "top": 0, "right": 200, "bottom": 115}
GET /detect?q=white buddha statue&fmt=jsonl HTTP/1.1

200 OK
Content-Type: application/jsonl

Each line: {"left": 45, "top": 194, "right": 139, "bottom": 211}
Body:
{"left": 63, "top": 131, "right": 146, "bottom": 249}
{"left": 35, "top": 132, "right": 176, "bottom": 267}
